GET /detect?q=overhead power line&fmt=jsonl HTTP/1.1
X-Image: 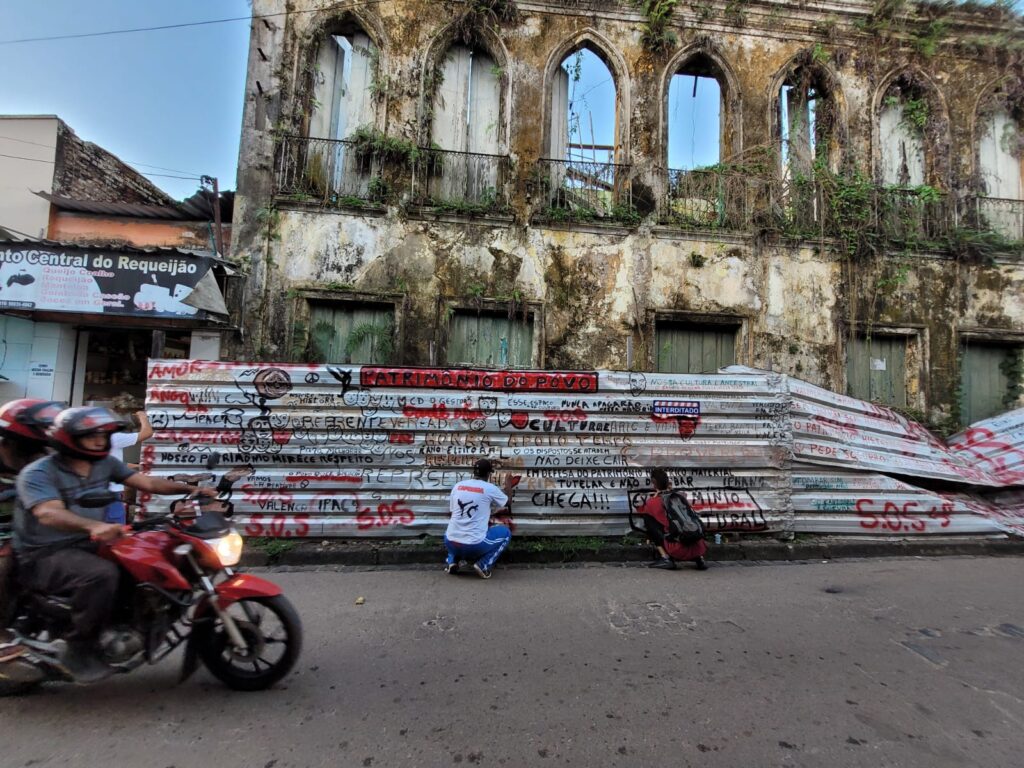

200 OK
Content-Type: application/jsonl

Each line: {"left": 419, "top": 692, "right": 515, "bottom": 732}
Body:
{"left": 0, "top": 1, "right": 393, "bottom": 46}
{"left": 0, "top": 135, "right": 202, "bottom": 177}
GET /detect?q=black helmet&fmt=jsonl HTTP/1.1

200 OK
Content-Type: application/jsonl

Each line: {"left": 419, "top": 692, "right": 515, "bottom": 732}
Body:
{"left": 49, "top": 407, "right": 126, "bottom": 461}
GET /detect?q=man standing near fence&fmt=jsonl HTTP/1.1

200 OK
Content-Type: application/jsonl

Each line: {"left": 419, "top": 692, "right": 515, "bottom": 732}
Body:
{"left": 444, "top": 459, "right": 513, "bottom": 579}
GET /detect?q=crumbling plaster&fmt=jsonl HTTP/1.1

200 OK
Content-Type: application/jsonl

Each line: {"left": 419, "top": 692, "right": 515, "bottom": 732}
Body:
{"left": 232, "top": 0, "right": 1024, "bottom": 424}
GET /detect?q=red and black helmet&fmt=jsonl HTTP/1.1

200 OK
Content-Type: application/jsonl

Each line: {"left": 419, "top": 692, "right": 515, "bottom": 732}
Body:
{"left": 0, "top": 399, "right": 64, "bottom": 447}
{"left": 48, "top": 406, "right": 127, "bottom": 461}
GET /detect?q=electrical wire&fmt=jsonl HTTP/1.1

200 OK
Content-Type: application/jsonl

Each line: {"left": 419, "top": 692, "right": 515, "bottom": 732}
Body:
{"left": 0, "top": 0, "right": 395, "bottom": 46}
{"left": 0, "top": 135, "right": 202, "bottom": 177}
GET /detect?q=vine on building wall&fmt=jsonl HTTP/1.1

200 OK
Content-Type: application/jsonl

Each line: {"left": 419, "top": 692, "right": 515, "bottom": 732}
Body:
{"left": 634, "top": 0, "right": 680, "bottom": 53}
{"left": 452, "top": 0, "right": 521, "bottom": 44}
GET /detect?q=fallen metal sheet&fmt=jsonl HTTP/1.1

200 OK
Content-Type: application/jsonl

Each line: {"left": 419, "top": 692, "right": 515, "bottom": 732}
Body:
{"left": 946, "top": 408, "right": 1024, "bottom": 487}
{"left": 792, "top": 468, "right": 1004, "bottom": 536}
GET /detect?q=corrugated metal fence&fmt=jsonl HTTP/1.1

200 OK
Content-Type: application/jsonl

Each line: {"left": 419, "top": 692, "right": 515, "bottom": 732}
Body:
{"left": 141, "top": 361, "right": 1023, "bottom": 538}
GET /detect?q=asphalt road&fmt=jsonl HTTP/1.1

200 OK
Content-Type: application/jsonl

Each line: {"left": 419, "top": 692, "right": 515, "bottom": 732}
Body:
{"left": 2, "top": 556, "right": 1023, "bottom": 768}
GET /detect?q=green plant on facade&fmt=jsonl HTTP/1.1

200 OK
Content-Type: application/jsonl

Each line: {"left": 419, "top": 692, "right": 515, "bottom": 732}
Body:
{"left": 347, "top": 126, "right": 432, "bottom": 165}
{"left": 429, "top": 187, "right": 506, "bottom": 216}
{"left": 723, "top": 0, "right": 748, "bottom": 26}
{"left": 689, "top": 251, "right": 706, "bottom": 268}
{"left": 634, "top": 0, "right": 679, "bottom": 53}
{"left": 999, "top": 347, "right": 1024, "bottom": 410}
{"left": 345, "top": 320, "right": 396, "bottom": 364}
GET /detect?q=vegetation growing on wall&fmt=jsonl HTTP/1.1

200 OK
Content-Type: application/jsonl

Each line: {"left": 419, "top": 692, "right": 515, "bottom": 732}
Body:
{"left": 451, "top": 0, "right": 521, "bottom": 45}
{"left": 634, "top": 0, "right": 680, "bottom": 53}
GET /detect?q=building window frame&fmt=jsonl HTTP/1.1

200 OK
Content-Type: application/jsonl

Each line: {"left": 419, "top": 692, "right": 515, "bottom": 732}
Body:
{"left": 843, "top": 324, "right": 927, "bottom": 411}
{"left": 957, "top": 326, "right": 1024, "bottom": 425}
{"left": 291, "top": 289, "right": 403, "bottom": 365}
{"left": 649, "top": 310, "right": 746, "bottom": 374}
{"left": 438, "top": 297, "right": 543, "bottom": 369}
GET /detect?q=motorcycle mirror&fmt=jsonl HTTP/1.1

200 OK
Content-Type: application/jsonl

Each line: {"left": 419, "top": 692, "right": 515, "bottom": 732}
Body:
{"left": 205, "top": 451, "right": 221, "bottom": 471}
{"left": 77, "top": 491, "right": 118, "bottom": 508}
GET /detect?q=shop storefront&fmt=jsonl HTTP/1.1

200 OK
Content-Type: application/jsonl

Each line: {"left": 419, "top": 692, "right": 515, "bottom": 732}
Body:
{"left": 0, "top": 240, "right": 232, "bottom": 412}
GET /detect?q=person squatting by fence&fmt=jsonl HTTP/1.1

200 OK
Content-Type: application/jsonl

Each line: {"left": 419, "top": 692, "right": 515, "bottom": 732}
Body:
{"left": 638, "top": 468, "right": 709, "bottom": 571}
{"left": 444, "top": 459, "right": 513, "bottom": 579}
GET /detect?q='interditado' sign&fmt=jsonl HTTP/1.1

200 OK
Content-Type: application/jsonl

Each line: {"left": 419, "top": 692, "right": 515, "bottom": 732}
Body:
{"left": 0, "top": 245, "right": 216, "bottom": 319}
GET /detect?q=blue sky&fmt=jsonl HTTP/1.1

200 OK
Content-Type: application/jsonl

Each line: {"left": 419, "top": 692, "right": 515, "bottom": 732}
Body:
{"left": 563, "top": 49, "right": 719, "bottom": 169}
{"left": 0, "top": 0, "right": 252, "bottom": 201}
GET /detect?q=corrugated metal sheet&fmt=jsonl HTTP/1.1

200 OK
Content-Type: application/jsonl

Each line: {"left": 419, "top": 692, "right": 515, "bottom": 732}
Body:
{"left": 142, "top": 361, "right": 1024, "bottom": 539}
{"left": 142, "top": 361, "right": 791, "bottom": 538}
{"left": 792, "top": 469, "right": 1003, "bottom": 535}
{"left": 947, "top": 409, "right": 1024, "bottom": 487}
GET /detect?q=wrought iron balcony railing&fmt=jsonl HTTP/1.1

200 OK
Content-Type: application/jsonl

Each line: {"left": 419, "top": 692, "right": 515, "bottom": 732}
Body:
{"left": 661, "top": 168, "right": 768, "bottom": 230}
{"left": 410, "top": 149, "right": 512, "bottom": 214}
{"left": 973, "top": 196, "right": 1024, "bottom": 242}
{"left": 531, "top": 158, "right": 635, "bottom": 224}
{"left": 274, "top": 135, "right": 386, "bottom": 206}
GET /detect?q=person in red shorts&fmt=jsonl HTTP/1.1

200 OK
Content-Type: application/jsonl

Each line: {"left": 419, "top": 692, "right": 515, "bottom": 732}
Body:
{"left": 638, "top": 468, "right": 709, "bottom": 571}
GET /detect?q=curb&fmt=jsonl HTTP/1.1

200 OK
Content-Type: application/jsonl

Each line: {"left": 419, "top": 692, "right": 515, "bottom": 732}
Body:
{"left": 241, "top": 536, "right": 1024, "bottom": 569}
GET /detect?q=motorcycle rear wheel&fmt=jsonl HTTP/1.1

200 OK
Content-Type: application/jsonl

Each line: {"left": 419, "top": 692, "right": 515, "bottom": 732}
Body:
{"left": 197, "top": 595, "right": 301, "bottom": 691}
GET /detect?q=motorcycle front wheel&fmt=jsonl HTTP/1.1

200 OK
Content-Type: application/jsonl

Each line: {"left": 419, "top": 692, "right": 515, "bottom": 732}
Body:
{"left": 198, "top": 595, "right": 302, "bottom": 691}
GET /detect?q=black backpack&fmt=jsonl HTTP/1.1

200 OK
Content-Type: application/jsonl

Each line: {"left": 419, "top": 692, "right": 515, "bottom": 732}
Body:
{"left": 661, "top": 491, "right": 705, "bottom": 544}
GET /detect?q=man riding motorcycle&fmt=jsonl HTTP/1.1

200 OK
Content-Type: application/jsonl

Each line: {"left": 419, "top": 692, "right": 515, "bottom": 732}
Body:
{"left": 13, "top": 406, "right": 214, "bottom": 681}
{"left": 0, "top": 400, "right": 63, "bottom": 631}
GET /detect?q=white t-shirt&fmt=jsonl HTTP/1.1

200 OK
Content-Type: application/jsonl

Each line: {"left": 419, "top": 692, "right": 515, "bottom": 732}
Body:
{"left": 445, "top": 478, "right": 508, "bottom": 544}
{"left": 109, "top": 431, "right": 139, "bottom": 493}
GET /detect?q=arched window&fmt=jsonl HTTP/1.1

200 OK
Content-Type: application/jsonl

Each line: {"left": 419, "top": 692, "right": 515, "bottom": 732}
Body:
{"left": 296, "top": 24, "right": 379, "bottom": 200}
{"left": 544, "top": 45, "right": 625, "bottom": 219}
{"left": 431, "top": 45, "right": 501, "bottom": 155}
{"left": 310, "top": 28, "right": 377, "bottom": 142}
{"left": 550, "top": 48, "right": 618, "bottom": 164}
{"left": 978, "top": 105, "right": 1024, "bottom": 240}
{"left": 878, "top": 81, "right": 928, "bottom": 187}
{"left": 875, "top": 74, "right": 948, "bottom": 242}
{"left": 775, "top": 61, "right": 839, "bottom": 231}
{"left": 664, "top": 53, "right": 732, "bottom": 228}
{"left": 428, "top": 44, "right": 503, "bottom": 203}
{"left": 778, "top": 68, "right": 835, "bottom": 181}
{"left": 667, "top": 56, "right": 723, "bottom": 170}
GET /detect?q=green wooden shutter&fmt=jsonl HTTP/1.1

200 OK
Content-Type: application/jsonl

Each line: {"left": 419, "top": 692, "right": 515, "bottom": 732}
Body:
{"left": 308, "top": 304, "right": 393, "bottom": 364}
{"left": 960, "top": 343, "right": 1018, "bottom": 424}
{"left": 448, "top": 311, "right": 533, "bottom": 367}
{"left": 656, "top": 324, "right": 736, "bottom": 374}
{"left": 846, "top": 335, "right": 907, "bottom": 406}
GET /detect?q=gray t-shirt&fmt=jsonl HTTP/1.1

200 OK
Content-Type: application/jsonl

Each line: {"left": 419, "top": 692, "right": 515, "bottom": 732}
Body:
{"left": 14, "top": 455, "right": 136, "bottom": 552}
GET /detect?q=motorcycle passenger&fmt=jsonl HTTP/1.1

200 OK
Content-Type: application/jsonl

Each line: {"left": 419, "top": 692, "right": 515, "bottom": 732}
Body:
{"left": 13, "top": 407, "right": 214, "bottom": 680}
{"left": 0, "top": 399, "right": 63, "bottom": 643}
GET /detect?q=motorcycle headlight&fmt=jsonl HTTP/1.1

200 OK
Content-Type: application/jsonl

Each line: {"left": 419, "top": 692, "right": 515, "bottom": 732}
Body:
{"left": 211, "top": 531, "right": 244, "bottom": 567}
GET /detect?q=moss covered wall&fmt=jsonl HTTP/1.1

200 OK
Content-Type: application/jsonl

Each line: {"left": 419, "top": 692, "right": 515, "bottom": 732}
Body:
{"left": 232, "top": 0, "right": 1024, "bottom": 430}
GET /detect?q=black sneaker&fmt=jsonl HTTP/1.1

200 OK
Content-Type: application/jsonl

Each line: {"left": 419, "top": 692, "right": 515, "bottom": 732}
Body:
{"left": 444, "top": 561, "right": 460, "bottom": 575}
{"left": 695, "top": 556, "right": 709, "bottom": 571}
{"left": 59, "top": 641, "right": 113, "bottom": 684}
{"left": 473, "top": 563, "right": 492, "bottom": 579}
{"left": 647, "top": 557, "right": 677, "bottom": 570}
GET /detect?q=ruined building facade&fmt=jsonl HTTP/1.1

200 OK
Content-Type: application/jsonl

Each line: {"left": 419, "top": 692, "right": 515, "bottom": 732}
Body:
{"left": 232, "top": 0, "right": 1024, "bottom": 430}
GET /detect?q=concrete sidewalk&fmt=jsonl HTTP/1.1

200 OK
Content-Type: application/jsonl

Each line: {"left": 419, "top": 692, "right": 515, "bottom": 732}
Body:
{"left": 240, "top": 535, "right": 1024, "bottom": 568}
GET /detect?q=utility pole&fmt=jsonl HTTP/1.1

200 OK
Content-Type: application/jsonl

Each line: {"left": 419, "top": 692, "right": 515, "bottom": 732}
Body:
{"left": 201, "top": 175, "right": 225, "bottom": 258}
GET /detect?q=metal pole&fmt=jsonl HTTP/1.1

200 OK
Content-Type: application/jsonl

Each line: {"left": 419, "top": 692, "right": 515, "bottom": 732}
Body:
{"left": 151, "top": 330, "right": 166, "bottom": 359}
{"left": 211, "top": 177, "right": 225, "bottom": 258}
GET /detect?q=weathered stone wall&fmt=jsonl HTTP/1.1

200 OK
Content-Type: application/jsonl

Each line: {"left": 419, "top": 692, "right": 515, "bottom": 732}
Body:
{"left": 53, "top": 120, "right": 174, "bottom": 206}
{"left": 231, "top": 0, "right": 1024, "bottom": 429}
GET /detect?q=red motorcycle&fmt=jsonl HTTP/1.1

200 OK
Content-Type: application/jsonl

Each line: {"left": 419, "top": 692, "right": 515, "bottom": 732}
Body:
{"left": 1, "top": 494, "right": 301, "bottom": 693}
